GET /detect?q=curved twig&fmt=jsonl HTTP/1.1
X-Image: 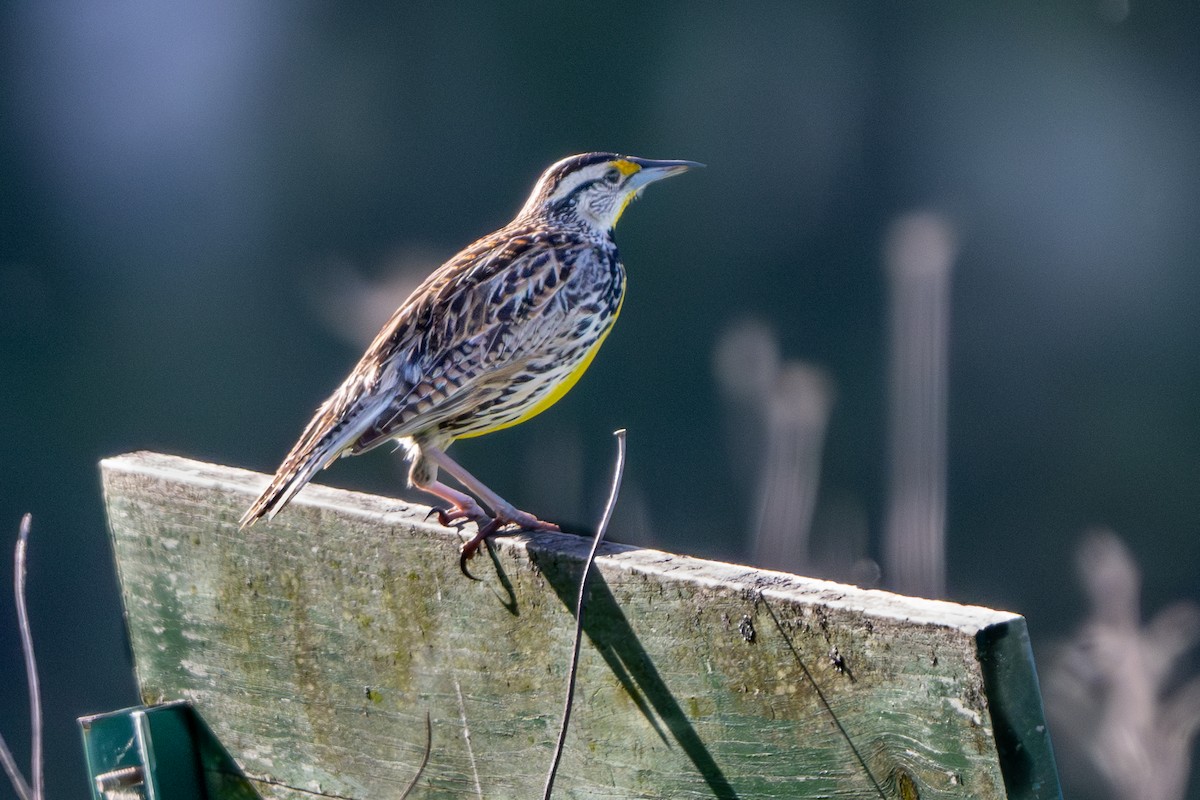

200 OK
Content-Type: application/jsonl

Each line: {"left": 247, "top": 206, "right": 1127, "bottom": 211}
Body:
{"left": 0, "top": 514, "right": 38, "bottom": 800}
{"left": 543, "top": 429, "right": 627, "bottom": 800}
{"left": 399, "top": 711, "right": 433, "bottom": 799}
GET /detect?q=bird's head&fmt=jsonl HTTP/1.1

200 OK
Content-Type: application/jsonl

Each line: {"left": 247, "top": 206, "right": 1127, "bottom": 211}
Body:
{"left": 518, "top": 152, "right": 702, "bottom": 231}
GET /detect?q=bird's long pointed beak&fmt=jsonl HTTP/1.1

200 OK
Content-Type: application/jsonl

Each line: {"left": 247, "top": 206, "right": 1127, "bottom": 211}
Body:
{"left": 626, "top": 158, "right": 705, "bottom": 189}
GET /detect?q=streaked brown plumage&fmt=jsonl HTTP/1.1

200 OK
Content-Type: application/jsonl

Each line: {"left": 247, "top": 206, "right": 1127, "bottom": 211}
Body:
{"left": 240, "top": 152, "right": 699, "bottom": 567}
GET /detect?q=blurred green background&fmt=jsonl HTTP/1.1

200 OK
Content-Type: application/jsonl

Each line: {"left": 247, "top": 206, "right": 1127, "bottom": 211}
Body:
{"left": 2, "top": 1, "right": 1199, "bottom": 798}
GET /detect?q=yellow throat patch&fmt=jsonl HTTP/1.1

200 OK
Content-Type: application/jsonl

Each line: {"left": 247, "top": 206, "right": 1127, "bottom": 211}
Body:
{"left": 611, "top": 160, "right": 642, "bottom": 226}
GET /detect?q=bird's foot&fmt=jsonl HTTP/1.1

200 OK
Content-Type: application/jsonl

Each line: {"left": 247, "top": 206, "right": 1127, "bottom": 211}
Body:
{"left": 457, "top": 508, "right": 560, "bottom": 579}
{"left": 426, "top": 496, "right": 492, "bottom": 530}
{"left": 495, "top": 505, "right": 560, "bottom": 533}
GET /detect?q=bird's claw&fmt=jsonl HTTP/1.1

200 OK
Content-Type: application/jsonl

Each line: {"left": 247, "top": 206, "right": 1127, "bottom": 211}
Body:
{"left": 426, "top": 506, "right": 472, "bottom": 528}
{"left": 459, "top": 519, "right": 501, "bottom": 580}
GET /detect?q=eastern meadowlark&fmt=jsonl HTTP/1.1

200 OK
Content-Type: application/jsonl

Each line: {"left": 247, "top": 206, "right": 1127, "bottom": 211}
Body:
{"left": 240, "top": 152, "right": 700, "bottom": 568}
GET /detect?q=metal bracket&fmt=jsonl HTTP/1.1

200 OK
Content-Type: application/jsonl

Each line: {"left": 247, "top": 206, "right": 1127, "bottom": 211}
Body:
{"left": 79, "top": 701, "right": 260, "bottom": 799}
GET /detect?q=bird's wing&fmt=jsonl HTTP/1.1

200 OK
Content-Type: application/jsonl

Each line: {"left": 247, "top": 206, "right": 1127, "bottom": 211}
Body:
{"left": 345, "top": 228, "right": 584, "bottom": 453}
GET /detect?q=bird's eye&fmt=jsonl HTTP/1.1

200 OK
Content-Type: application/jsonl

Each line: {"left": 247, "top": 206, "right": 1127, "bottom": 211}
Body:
{"left": 604, "top": 168, "right": 621, "bottom": 184}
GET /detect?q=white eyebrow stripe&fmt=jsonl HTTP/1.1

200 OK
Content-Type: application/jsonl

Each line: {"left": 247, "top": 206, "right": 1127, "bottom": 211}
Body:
{"left": 546, "top": 163, "right": 609, "bottom": 204}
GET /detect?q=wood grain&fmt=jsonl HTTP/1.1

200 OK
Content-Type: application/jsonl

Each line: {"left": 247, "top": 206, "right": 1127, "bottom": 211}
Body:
{"left": 100, "top": 451, "right": 1060, "bottom": 799}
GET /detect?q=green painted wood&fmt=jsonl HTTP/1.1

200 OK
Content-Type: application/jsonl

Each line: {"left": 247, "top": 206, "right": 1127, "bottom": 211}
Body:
{"left": 100, "top": 451, "right": 1060, "bottom": 799}
{"left": 80, "top": 701, "right": 261, "bottom": 799}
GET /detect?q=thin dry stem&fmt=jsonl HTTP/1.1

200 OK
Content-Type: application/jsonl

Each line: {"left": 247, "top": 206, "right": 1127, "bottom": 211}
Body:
{"left": 543, "top": 429, "right": 627, "bottom": 800}
{"left": 1, "top": 513, "right": 39, "bottom": 800}
{"left": 398, "top": 712, "right": 432, "bottom": 799}
{"left": 0, "top": 732, "right": 31, "bottom": 800}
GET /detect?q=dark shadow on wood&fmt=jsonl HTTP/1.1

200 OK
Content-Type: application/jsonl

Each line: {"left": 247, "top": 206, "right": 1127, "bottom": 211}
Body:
{"left": 483, "top": 540, "right": 520, "bottom": 616}
{"left": 534, "top": 552, "right": 741, "bottom": 800}
{"left": 761, "top": 596, "right": 887, "bottom": 800}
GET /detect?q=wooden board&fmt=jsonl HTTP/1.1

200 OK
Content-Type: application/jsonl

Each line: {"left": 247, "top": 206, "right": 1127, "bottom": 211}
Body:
{"left": 100, "top": 451, "right": 1060, "bottom": 799}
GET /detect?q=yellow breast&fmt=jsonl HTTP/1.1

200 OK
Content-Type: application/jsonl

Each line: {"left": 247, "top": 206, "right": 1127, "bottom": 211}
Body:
{"left": 456, "top": 292, "right": 624, "bottom": 439}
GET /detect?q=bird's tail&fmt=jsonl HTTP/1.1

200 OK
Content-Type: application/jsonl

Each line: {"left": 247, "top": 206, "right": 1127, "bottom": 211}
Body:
{"left": 238, "top": 440, "right": 337, "bottom": 529}
{"left": 239, "top": 391, "right": 380, "bottom": 529}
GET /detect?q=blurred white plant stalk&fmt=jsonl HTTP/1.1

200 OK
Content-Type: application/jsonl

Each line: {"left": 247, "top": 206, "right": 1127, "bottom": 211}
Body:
{"left": 1043, "top": 529, "right": 1200, "bottom": 800}
{"left": 714, "top": 319, "right": 837, "bottom": 575}
{"left": 751, "top": 363, "right": 835, "bottom": 574}
{"left": 882, "top": 212, "right": 957, "bottom": 598}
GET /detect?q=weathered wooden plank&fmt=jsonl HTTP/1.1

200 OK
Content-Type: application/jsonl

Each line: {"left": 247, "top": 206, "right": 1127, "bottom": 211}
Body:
{"left": 100, "top": 451, "right": 1060, "bottom": 799}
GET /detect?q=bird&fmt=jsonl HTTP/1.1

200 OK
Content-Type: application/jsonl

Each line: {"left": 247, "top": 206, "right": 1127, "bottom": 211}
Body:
{"left": 239, "top": 152, "right": 700, "bottom": 573}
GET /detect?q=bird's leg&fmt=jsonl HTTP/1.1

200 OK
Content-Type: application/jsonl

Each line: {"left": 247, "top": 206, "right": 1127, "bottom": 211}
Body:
{"left": 408, "top": 448, "right": 489, "bottom": 528}
{"left": 423, "top": 442, "right": 559, "bottom": 574}
{"left": 420, "top": 481, "right": 489, "bottom": 528}
{"left": 409, "top": 456, "right": 493, "bottom": 580}
{"left": 414, "top": 442, "right": 559, "bottom": 579}
{"left": 422, "top": 443, "right": 560, "bottom": 534}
